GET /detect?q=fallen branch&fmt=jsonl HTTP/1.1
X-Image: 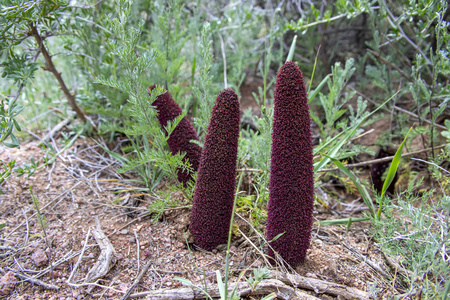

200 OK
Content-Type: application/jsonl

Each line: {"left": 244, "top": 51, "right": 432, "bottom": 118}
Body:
{"left": 40, "top": 118, "right": 71, "bottom": 143}
{"left": 6, "top": 269, "right": 58, "bottom": 291}
{"left": 269, "top": 270, "right": 369, "bottom": 300}
{"left": 85, "top": 217, "right": 117, "bottom": 284}
{"left": 342, "top": 242, "right": 391, "bottom": 279}
{"left": 129, "top": 279, "right": 320, "bottom": 300}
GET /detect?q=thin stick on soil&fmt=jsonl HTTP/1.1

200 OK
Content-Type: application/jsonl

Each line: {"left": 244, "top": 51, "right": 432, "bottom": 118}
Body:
{"left": 22, "top": 209, "right": 29, "bottom": 247}
{"left": 120, "top": 261, "right": 152, "bottom": 300}
{"left": 6, "top": 164, "right": 112, "bottom": 238}
{"left": 6, "top": 269, "right": 59, "bottom": 290}
{"left": 342, "top": 242, "right": 391, "bottom": 279}
{"left": 134, "top": 229, "right": 140, "bottom": 273}
{"left": 67, "top": 228, "right": 91, "bottom": 284}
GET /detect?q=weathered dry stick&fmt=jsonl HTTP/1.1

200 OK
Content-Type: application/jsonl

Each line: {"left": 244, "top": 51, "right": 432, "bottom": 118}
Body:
{"left": 134, "top": 230, "right": 140, "bottom": 273}
{"left": 40, "top": 118, "right": 71, "bottom": 143}
{"left": 382, "top": 252, "right": 413, "bottom": 278}
{"left": 236, "top": 168, "right": 263, "bottom": 173}
{"left": 342, "top": 242, "right": 391, "bottom": 279}
{"left": 67, "top": 228, "right": 91, "bottom": 284}
{"left": 6, "top": 269, "right": 59, "bottom": 290}
{"left": 367, "top": 49, "right": 414, "bottom": 82}
{"left": 7, "top": 164, "right": 112, "bottom": 239}
{"left": 120, "top": 261, "right": 152, "bottom": 300}
{"left": 318, "top": 144, "right": 446, "bottom": 172}
{"left": 129, "top": 279, "right": 320, "bottom": 300}
{"left": 269, "top": 270, "right": 369, "bottom": 300}
{"left": 350, "top": 128, "right": 375, "bottom": 142}
{"left": 84, "top": 218, "right": 117, "bottom": 284}
{"left": 5, "top": 181, "right": 84, "bottom": 238}
{"left": 22, "top": 209, "right": 29, "bottom": 247}
{"left": 353, "top": 89, "right": 447, "bottom": 130}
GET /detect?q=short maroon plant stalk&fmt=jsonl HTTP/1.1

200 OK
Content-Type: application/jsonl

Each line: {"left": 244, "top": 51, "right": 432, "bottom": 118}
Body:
{"left": 149, "top": 85, "right": 202, "bottom": 185}
{"left": 189, "top": 88, "right": 240, "bottom": 251}
{"left": 266, "top": 61, "right": 314, "bottom": 267}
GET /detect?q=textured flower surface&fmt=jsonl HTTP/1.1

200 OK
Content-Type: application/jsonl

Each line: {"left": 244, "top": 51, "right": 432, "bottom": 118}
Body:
{"left": 190, "top": 88, "right": 240, "bottom": 251}
{"left": 266, "top": 61, "right": 314, "bottom": 267}
{"left": 150, "top": 86, "right": 202, "bottom": 184}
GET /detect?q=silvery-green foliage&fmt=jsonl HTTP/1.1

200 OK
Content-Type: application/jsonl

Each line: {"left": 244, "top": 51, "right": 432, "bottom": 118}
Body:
{"left": 94, "top": 0, "right": 189, "bottom": 190}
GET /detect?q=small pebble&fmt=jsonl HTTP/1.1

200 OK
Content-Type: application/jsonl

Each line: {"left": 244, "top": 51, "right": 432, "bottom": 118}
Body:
{"left": 120, "top": 229, "right": 129, "bottom": 235}
{"left": 31, "top": 248, "right": 48, "bottom": 267}
{"left": 128, "top": 237, "right": 136, "bottom": 243}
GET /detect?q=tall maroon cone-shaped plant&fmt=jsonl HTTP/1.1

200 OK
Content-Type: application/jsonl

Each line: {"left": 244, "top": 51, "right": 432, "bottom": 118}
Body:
{"left": 190, "top": 89, "right": 240, "bottom": 251}
{"left": 150, "top": 86, "right": 202, "bottom": 185}
{"left": 266, "top": 61, "right": 314, "bottom": 267}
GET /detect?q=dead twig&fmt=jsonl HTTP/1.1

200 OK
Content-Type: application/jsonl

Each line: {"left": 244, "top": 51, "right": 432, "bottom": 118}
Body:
{"left": 318, "top": 144, "right": 447, "bottom": 172}
{"left": 134, "top": 230, "right": 140, "bottom": 273}
{"left": 367, "top": 49, "right": 414, "bottom": 82}
{"left": 342, "top": 242, "right": 391, "bottom": 279}
{"left": 382, "top": 252, "right": 413, "bottom": 279}
{"left": 353, "top": 89, "right": 447, "bottom": 130}
{"left": 67, "top": 228, "right": 91, "bottom": 284}
{"left": 269, "top": 270, "right": 369, "bottom": 300}
{"left": 40, "top": 117, "right": 71, "bottom": 143}
{"left": 120, "top": 261, "right": 152, "bottom": 300}
{"left": 6, "top": 269, "right": 59, "bottom": 290}
{"left": 22, "top": 209, "right": 29, "bottom": 247}
{"left": 236, "top": 168, "right": 263, "bottom": 173}
{"left": 129, "top": 279, "right": 320, "bottom": 300}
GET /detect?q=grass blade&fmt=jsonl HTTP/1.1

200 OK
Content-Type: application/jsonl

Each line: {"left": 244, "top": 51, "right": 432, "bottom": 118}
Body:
{"left": 376, "top": 126, "right": 413, "bottom": 219}
{"left": 308, "top": 74, "right": 330, "bottom": 104}
{"left": 173, "top": 277, "right": 214, "bottom": 300}
{"left": 286, "top": 35, "right": 297, "bottom": 62}
{"left": 216, "top": 270, "right": 226, "bottom": 299}
{"left": 307, "top": 44, "right": 322, "bottom": 98}
{"left": 325, "top": 155, "right": 375, "bottom": 216}
{"left": 319, "top": 217, "right": 369, "bottom": 226}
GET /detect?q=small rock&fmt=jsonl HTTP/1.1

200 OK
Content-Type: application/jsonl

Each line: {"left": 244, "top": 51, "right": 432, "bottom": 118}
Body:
{"left": 0, "top": 271, "right": 16, "bottom": 296}
{"left": 120, "top": 229, "right": 129, "bottom": 235}
{"left": 31, "top": 248, "right": 48, "bottom": 267}
{"left": 305, "top": 272, "right": 318, "bottom": 279}
{"left": 128, "top": 237, "right": 136, "bottom": 243}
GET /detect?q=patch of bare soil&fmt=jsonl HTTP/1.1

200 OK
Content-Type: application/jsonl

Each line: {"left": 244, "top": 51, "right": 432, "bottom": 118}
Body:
{"left": 0, "top": 138, "right": 396, "bottom": 300}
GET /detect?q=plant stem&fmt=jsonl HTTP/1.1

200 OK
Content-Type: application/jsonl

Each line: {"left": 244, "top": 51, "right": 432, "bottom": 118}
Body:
{"left": 224, "top": 173, "right": 244, "bottom": 299}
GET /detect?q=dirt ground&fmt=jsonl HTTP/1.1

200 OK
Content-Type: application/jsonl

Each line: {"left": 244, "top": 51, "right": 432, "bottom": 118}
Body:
{"left": 0, "top": 85, "right": 420, "bottom": 299}
{"left": 0, "top": 132, "right": 404, "bottom": 300}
